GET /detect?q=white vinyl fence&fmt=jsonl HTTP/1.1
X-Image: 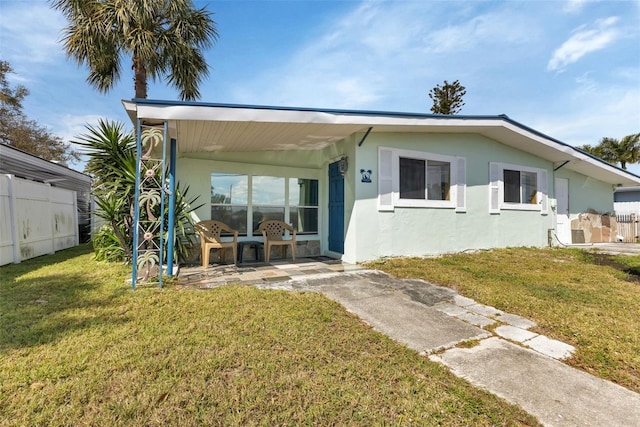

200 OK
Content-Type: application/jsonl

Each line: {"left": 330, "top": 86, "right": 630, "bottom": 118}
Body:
{"left": 0, "top": 174, "right": 79, "bottom": 266}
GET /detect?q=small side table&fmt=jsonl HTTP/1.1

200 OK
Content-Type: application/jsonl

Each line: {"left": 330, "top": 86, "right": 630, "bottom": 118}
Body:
{"left": 237, "top": 241, "right": 263, "bottom": 264}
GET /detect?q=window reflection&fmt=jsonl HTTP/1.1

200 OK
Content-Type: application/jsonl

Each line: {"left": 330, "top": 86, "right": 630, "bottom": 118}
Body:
{"left": 211, "top": 174, "right": 319, "bottom": 235}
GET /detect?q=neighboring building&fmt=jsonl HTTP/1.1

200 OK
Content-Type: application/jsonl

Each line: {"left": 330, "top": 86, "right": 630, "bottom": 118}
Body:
{"left": 615, "top": 186, "right": 640, "bottom": 213}
{"left": 0, "top": 144, "right": 91, "bottom": 265}
{"left": 123, "top": 100, "right": 640, "bottom": 264}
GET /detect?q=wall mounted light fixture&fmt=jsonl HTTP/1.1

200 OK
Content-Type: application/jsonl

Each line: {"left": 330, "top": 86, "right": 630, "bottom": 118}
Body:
{"left": 338, "top": 156, "right": 348, "bottom": 175}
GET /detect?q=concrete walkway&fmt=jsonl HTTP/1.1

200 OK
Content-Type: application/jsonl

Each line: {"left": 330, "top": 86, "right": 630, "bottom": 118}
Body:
{"left": 256, "top": 269, "right": 640, "bottom": 427}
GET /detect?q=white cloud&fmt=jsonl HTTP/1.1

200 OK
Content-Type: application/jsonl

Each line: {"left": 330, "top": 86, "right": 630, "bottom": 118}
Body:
{"left": 547, "top": 16, "right": 621, "bottom": 71}
{"left": 530, "top": 83, "right": 640, "bottom": 149}
{"left": 425, "top": 12, "right": 533, "bottom": 54}
{"left": 56, "top": 114, "right": 105, "bottom": 144}
{"left": 0, "top": 3, "right": 66, "bottom": 67}
{"left": 563, "top": 0, "right": 589, "bottom": 14}
{"left": 228, "top": 2, "right": 539, "bottom": 110}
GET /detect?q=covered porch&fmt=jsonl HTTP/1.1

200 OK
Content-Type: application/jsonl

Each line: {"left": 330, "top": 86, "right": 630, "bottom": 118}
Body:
{"left": 123, "top": 100, "right": 365, "bottom": 287}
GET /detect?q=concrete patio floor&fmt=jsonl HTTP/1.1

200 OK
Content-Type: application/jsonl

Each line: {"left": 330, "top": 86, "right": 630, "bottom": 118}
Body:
{"left": 177, "top": 257, "right": 364, "bottom": 288}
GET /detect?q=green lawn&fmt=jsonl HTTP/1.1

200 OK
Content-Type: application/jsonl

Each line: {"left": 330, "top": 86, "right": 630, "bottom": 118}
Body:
{"left": 0, "top": 245, "right": 538, "bottom": 426}
{"left": 366, "top": 247, "right": 640, "bottom": 394}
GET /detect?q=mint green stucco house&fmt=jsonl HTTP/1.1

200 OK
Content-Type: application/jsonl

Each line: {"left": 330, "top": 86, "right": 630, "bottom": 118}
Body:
{"left": 124, "top": 100, "right": 640, "bottom": 264}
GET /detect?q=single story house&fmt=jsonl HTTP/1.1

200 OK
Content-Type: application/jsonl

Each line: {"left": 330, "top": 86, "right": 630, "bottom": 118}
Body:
{"left": 123, "top": 100, "right": 640, "bottom": 268}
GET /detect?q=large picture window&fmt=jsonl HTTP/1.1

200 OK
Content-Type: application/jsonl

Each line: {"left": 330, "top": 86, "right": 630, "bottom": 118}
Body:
{"left": 378, "top": 147, "right": 465, "bottom": 211}
{"left": 211, "top": 173, "right": 318, "bottom": 236}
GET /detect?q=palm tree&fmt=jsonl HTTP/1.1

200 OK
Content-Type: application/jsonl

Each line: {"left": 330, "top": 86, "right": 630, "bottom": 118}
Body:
{"left": 579, "top": 133, "right": 640, "bottom": 169}
{"left": 51, "top": 0, "right": 218, "bottom": 100}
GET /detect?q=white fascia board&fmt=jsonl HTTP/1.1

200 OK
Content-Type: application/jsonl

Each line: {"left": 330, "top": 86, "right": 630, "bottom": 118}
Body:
{"left": 500, "top": 121, "right": 576, "bottom": 157}
{"left": 131, "top": 103, "right": 498, "bottom": 127}
{"left": 124, "top": 100, "right": 640, "bottom": 186}
{"left": 493, "top": 121, "right": 640, "bottom": 186}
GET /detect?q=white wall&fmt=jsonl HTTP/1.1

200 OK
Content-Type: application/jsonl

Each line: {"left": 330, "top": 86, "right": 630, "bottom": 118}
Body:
{"left": 0, "top": 175, "right": 79, "bottom": 266}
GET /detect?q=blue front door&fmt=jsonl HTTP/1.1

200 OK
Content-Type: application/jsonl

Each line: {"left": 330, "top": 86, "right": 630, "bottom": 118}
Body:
{"left": 328, "top": 161, "right": 344, "bottom": 254}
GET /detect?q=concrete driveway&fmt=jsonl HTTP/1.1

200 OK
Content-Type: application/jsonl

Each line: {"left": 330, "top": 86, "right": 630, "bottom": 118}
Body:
{"left": 256, "top": 269, "right": 640, "bottom": 427}
{"left": 568, "top": 242, "right": 640, "bottom": 255}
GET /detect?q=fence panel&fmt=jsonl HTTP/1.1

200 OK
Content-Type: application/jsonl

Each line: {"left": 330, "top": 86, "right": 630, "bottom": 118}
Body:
{"left": 0, "top": 175, "right": 79, "bottom": 266}
{"left": 615, "top": 213, "right": 637, "bottom": 243}
{"left": 0, "top": 176, "right": 14, "bottom": 265}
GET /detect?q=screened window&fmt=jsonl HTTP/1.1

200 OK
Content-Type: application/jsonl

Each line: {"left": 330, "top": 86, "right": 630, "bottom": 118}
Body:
{"left": 504, "top": 169, "right": 537, "bottom": 204}
{"left": 399, "top": 158, "right": 426, "bottom": 199}
{"left": 489, "top": 162, "right": 548, "bottom": 214}
{"left": 399, "top": 158, "right": 452, "bottom": 201}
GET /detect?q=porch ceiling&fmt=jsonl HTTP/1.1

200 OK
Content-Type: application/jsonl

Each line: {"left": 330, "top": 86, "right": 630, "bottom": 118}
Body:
{"left": 174, "top": 120, "right": 368, "bottom": 152}
{"left": 123, "top": 99, "right": 640, "bottom": 187}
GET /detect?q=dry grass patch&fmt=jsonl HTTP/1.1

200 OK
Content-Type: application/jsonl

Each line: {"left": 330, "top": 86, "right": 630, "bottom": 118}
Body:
{"left": 0, "top": 245, "right": 539, "bottom": 426}
{"left": 366, "top": 247, "right": 640, "bottom": 393}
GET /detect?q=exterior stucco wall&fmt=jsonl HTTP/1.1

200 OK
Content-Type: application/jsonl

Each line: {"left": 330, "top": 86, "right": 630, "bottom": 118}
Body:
{"left": 344, "top": 133, "right": 556, "bottom": 262}
{"left": 174, "top": 131, "right": 618, "bottom": 263}
{"left": 555, "top": 168, "right": 614, "bottom": 214}
{"left": 176, "top": 153, "right": 326, "bottom": 241}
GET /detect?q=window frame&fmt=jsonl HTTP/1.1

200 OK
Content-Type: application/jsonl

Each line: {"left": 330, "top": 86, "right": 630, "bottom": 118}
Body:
{"left": 489, "top": 162, "right": 548, "bottom": 214}
{"left": 392, "top": 148, "right": 460, "bottom": 209}
{"left": 289, "top": 178, "right": 319, "bottom": 235}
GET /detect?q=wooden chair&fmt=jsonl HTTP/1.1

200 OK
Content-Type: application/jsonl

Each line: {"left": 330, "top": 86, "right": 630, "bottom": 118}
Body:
{"left": 195, "top": 220, "right": 238, "bottom": 267}
{"left": 259, "top": 220, "right": 296, "bottom": 263}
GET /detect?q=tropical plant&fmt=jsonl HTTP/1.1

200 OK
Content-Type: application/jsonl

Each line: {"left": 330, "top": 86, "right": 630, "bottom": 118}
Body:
{"left": 428, "top": 79, "right": 467, "bottom": 115}
{"left": 74, "top": 119, "right": 200, "bottom": 264}
{"left": 51, "top": 0, "right": 218, "bottom": 100}
{"left": 92, "top": 224, "right": 126, "bottom": 262}
{"left": 579, "top": 133, "right": 640, "bottom": 169}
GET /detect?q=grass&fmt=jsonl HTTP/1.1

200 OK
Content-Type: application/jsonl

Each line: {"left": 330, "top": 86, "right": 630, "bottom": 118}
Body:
{"left": 365, "top": 247, "right": 640, "bottom": 394}
{"left": 0, "top": 245, "right": 539, "bottom": 426}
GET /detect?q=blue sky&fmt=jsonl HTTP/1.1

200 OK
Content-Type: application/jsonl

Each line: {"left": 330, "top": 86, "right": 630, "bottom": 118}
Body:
{"left": 1, "top": 0, "right": 639, "bottom": 173}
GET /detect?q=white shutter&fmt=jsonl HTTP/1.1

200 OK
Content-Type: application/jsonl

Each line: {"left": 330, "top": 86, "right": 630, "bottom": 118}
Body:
{"left": 489, "top": 162, "right": 501, "bottom": 214}
{"left": 539, "top": 169, "right": 548, "bottom": 215}
{"left": 455, "top": 157, "right": 466, "bottom": 212}
{"left": 378, "top": 147, "right": 394, "bottom": 211}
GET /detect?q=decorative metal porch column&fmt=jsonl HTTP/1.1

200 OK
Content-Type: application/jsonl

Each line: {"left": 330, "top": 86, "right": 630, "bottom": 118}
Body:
{"left": 131, "top": 120, "right": 168, "bottom": 289}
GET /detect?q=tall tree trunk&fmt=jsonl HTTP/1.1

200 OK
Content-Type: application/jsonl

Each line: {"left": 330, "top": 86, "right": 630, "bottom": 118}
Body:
{"left": 133, "top": 56, "right": 147, "bottom": 99}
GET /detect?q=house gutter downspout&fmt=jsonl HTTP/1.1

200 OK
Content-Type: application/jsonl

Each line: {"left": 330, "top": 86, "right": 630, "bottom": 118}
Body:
{"left": 358, "top": 127, "right": 373, "bottom": 147}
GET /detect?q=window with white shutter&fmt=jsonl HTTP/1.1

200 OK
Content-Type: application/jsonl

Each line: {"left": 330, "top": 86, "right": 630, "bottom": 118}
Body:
{"left": 377, "top": 147, "right": 466, "bottom": 211}
{"left": 489, "top": 162, "right": 548, "bottom": 214}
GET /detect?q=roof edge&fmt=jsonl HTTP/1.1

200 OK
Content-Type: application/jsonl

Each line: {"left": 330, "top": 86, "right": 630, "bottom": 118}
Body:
{"left": 122, "top": 99, "right": 640, "bottom": 183}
